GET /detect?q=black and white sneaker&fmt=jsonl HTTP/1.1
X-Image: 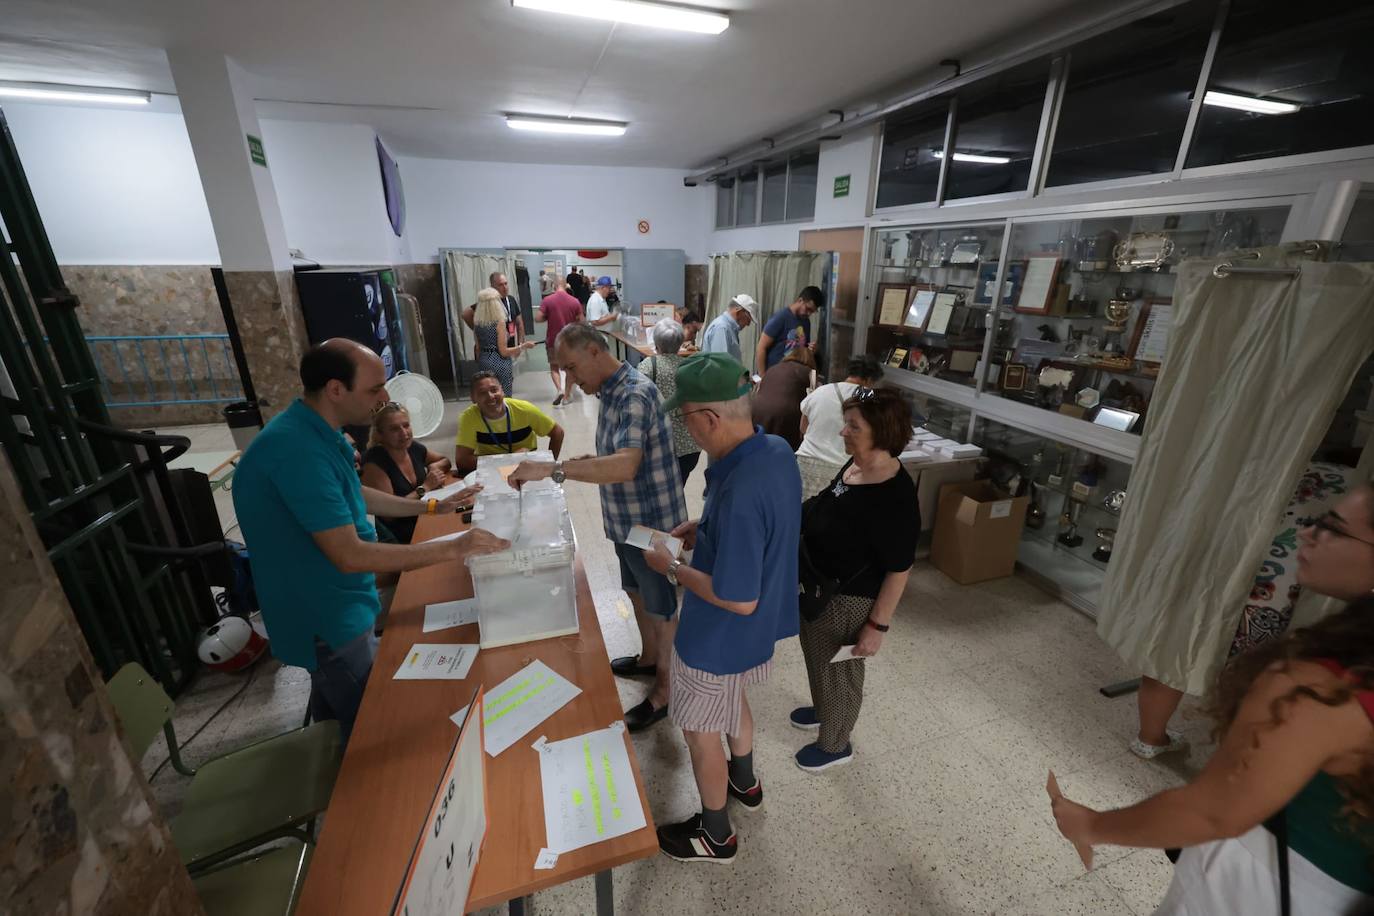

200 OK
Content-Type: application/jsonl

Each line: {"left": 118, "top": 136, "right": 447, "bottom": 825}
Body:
{"left": 727, "top": 775, "right": 763, "bottom": 811}
{"left": 657, "top": 815, "right": 737, "bottom": 864}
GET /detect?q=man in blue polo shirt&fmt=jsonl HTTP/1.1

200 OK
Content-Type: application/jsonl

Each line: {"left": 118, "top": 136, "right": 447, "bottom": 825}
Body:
{"left": 233, "top": 339, "right": 506, "bottom": 743}
{"left": 643, "top": 352, "right": 801, "bottom": 864}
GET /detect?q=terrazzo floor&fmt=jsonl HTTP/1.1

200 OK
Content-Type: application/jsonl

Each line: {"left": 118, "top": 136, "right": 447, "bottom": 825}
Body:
{"left": 141, "top": 358, "right": 1210, "bottom": 915}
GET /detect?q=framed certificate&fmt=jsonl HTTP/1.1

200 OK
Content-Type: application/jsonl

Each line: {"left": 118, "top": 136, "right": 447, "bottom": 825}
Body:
{"left": 904, "top": 285, "right": 937, "bottom": 330}
{"left": 876, "top": 283, "right": 911, "bottom": 327}
{"left": 887, "top": 347, "right": 909, "bottom": 369}
{"left": 1129, "top": 298, "right": 1173, "bottom": 364}
{"left": 925, "top": 292, "right": 959, "bottom": 335}
{"left": 1002, "top": 363, "right": 1028, "bottom": 391}
{"left": 973, "top": 261, "right": 1025, "bottom": 307}
{"left": 1014, "top": 255, "right": 1060, "bottom": 315}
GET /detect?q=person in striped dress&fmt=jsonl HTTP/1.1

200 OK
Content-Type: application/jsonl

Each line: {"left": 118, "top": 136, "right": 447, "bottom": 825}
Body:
{"left": 643, "top": 353, "right": 802, "bottom": 864}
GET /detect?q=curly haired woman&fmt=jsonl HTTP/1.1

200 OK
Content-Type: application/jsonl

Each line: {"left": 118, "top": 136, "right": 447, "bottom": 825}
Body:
{"left": 1051, "top": 484, "right": 1374, "bottom": 914}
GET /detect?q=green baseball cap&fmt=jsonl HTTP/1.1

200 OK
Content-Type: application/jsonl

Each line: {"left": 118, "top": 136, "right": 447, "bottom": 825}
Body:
{"left": 661, "top": 352, "right": 752, "bottom": 412}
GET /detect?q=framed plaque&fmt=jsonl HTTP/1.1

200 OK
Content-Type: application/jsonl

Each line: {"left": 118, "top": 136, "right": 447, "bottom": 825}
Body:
{"left": 925, "top": 292, "right": 959, "bottom": 335}
{"left": 973, "top": 261, "right": 1025, "bottom": 307}
{"left": 948, "top": 237, "right": 983, "bottom": 264}
{"left": 1128, "top": 298, "right": 1173, "bottom": 364}
{"left": 876, "top": 283, "right": 911, "bottom": 327}
{"left": 1002, "top": 363, "right": 1028, "bottom": 392}
{"left": 887, "top": 347, "right": 909, "bottom": 369}
{"left": 1113, "top": 232, "right": 1175, "bottom": 271}
{"left": 1014, "top": 255, "right": 1060, "bottom": 315}
{"left": 904, "top": 285, "right": 937, "bottom": 330}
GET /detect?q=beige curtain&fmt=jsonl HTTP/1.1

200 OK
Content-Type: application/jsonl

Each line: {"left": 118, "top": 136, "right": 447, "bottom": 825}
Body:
{"left": 442, "top": 250, "right": 512, "bottom": 378}
{"left": 705, "top": 251, "right": 825, "bottom": 372}
{"left": 1097, "top": 245, "right": 1374, "bottom": 696}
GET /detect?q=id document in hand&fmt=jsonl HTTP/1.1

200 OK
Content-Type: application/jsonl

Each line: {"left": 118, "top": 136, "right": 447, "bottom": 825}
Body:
{"left": 537, "top": 725, "right": 647, "bottom": 854}
{"left": 625, "top": 524, "right": 682, "bottom": 558}
{"left": 393, "top": 643, "right": 478, "bottom": 680}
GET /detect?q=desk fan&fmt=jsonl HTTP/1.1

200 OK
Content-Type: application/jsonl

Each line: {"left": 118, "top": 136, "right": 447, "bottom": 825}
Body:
{"left": 386, "top": 371, "right": 445, "bottom": 437}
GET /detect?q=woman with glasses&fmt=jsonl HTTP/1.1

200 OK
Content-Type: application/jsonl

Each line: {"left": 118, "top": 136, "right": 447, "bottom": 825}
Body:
{"left": 473, "top": 286, "right": 535, "bottom": 397}
{"left": 792, "top": 386, "right": 919, "bottom": 772}
{"left": 1052, "top": 483, "right": 1374, "bottom": 915}
{"left": 794, "top": 354, "right": 885, "bottom": 500}
{"left": 360, "top": 402, "right": 455, "bottom": 543}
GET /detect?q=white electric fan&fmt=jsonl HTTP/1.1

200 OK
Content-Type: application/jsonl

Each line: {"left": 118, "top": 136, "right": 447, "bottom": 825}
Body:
{"left": 386, "top": 371, "right": 445, "bottom": 437}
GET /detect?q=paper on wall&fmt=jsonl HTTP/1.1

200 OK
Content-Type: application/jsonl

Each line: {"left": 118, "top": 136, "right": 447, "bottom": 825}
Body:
{"left": 393, "top": 644, "right": 479, "bottom": 680}
{"left": 538, "top": 725, "right": 647, "bottom": 854}
{"left": 423, "top": 598, "right": 479, "bottom": 633}
{"left": 449, "top": 660, "right": 582, "bottom": 756}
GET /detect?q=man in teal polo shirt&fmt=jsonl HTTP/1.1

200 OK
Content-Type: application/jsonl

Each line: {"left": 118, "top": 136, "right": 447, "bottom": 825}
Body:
{"left": 233, "top": 340, "right": 507, "bottom": 742}
{"left": 643, "top": 352, "right": 801, "bottom": 864}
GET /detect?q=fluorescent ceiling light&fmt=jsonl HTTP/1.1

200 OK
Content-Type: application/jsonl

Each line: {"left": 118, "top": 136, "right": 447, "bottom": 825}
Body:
{"left": 506, "top": 114, "right": 628, "bottom": 136}
{"left": 1202, "top": 90, "right": 1299, "bottom": 115}
{"left": 932, "top": 150, "right": 1011, "bottom": 165}
{"left": 512, "top": 0, "right": 729, "bottom": 34}
{"left": 0, "top": 80, "right": 150, "bottom": 106}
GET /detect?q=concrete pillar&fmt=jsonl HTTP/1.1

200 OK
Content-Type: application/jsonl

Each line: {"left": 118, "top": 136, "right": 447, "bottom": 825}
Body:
{"left": 0, "top": 447, "right": 204, "bottom": 915}
{"left": 167, "top": 50, "right": 306, "bottom": 420}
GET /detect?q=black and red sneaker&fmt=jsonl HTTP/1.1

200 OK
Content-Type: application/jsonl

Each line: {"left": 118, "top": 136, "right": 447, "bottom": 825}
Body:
{"left": 657, "top": 814, "right": 737, "bottom": 864}
{"left": 727, "top": 775, "right": 763, "bottom": 811}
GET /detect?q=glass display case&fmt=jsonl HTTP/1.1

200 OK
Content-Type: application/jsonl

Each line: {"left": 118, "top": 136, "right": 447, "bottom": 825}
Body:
{"left": 865, "top": 221, "right": 1006, "bottom": 391}
{"left": 978, "top": 205, "right": 1290, "bottom": 432}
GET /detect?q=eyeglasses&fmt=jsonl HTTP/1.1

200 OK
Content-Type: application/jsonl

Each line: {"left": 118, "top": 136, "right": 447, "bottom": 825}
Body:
{"left": 1310, "top": 511, "right": 1374, "bottom": 546}
{"left": 680, "top": 408, "right": 719, "bottom": 421}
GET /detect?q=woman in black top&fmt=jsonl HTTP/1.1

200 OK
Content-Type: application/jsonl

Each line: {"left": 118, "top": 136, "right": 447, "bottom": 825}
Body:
{"left": 360, "top": 403, "right": 454, "bottom": 543}
{"left": 793, "top": 386, "right": 919, "bottom": 773}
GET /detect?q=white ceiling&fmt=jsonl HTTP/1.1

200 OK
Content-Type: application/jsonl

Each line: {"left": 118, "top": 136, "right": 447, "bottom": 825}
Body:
{"left": 0, "top": 0, "right": 1083, "bottom": 168}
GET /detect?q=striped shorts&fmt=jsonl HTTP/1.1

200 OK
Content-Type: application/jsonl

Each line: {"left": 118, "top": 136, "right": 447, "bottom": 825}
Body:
{"left": 669, "top": 648, "right": 772, "bottom": 737}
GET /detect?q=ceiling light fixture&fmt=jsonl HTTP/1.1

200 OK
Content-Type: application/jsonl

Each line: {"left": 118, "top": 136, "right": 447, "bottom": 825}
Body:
{"left": 1202, "top": 90, "right": 1299, "bottom": 115}
{"left": 932, "top": 150, "right": 1012, "bottom": 165}
{"left": 0, "top": 80, "right": 151, "bottom": 106}
{"left": 506, "top": 114, "right": 628, "bottom": 136}
{"left": 511, "top": 0, "right": 729, "bottom": 35}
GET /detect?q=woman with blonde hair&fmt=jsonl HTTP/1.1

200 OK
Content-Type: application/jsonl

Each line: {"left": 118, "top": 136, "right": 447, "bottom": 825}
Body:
{"left": 473, "top": 286, "right": 534, "bottom": 396}
{"left": 360, "top": 402, "right": 456, "bottom": 543}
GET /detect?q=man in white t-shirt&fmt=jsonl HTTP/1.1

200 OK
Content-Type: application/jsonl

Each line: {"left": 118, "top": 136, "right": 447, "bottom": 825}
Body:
{"left": 585, "top": 276, "right": 618, "bottom": 328}
{"left": 794, "top": 354, "right": 885, "bottom": 500}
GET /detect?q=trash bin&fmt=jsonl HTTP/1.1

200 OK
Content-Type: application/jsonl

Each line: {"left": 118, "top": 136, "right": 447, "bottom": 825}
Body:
{"left": 223, "top": 401, "right": 263, "bottom": 452}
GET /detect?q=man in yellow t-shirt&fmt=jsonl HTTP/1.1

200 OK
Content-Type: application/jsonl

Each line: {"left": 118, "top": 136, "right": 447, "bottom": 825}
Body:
{"left": 454, "top": 371, "right": 565, "bottom": 475}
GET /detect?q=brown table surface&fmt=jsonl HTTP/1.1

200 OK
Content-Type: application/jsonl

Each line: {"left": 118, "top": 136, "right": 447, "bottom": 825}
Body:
{"left": 295, "top": 513, "right": 658, "bottom": 915}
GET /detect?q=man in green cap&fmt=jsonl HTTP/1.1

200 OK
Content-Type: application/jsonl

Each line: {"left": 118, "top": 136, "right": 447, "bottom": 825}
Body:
{"left": 642, "top": 352, "right": 802, "bottom": 864}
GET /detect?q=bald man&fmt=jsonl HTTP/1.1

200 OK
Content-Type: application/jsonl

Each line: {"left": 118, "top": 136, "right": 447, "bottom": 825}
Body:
{"left": 233, "top": 339, "right": 509, "bottom": 743}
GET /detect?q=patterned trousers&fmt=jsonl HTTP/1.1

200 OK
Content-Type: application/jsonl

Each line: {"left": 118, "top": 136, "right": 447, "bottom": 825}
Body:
{"left": 799, "top": 593, "right": 875, "bottom": 753}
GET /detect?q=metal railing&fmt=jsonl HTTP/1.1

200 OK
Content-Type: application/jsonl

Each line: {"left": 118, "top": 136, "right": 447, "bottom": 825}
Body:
{"left": 86, "top": 333, "right": 244, "bottom": 407}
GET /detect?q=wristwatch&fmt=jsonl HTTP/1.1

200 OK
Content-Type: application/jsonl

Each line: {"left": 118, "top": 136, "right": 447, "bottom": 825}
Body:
{"left": 415, "top": 485, "right": 426, "bottom": 497}
{"left": 666, "top": 558, "right": 683, "bottom": 587}
{"left": 865, "top": 618, "right": 890, "bottom": 633}
{"left": 550, "top": 461, "right": 566, "bottom": 485}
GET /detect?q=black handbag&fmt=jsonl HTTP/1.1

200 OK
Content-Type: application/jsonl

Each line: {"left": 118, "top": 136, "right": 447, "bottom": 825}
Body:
{"left": 797, "top": 531, "right": 869, "bottom": 622}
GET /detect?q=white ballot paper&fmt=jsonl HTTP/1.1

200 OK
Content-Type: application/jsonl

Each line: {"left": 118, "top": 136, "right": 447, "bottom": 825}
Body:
{"left": 393, "top": 643, "right": 478, "bottom": 681}
{"left": 425, "top": 480, "right": 472, "bottom": 503}
{"left": 422, "top": 529, "right": 466, "bottom": 545}
{"left": 830, "top": 644, "right": 862, "bottom": 663}
{"left": 537, "top": 725, "right": 647, "bottom": 854}
{"left": 625, "top": 524, "right": 682, "bottom": 558}
{"left": 449, "top": 660, "right": 581, "bottom": 757}
{"left": 423, "top": 598, "right": 479, "bottom": 633}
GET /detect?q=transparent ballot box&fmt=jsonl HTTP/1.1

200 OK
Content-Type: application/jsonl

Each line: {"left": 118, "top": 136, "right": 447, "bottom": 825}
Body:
{"left": 467, "top": 543, "right": 578, "bottom": 649}
{"left": 472, "top": 450, "right": 557, "bottom": 495}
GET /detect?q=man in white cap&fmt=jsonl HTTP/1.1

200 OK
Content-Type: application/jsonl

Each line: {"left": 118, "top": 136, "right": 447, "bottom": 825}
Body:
{"left": 700, "top": 294, "right": 757, "bottom": 364}
{"left": 586, "top": 275, "right": 619, "bottom": 328}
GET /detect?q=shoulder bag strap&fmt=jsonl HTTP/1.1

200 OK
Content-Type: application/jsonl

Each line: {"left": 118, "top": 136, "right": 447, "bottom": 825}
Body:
{"left": 1263, "top": 811, "right": 1291, "bottom": 916}
{"left": 834, "top": 383, "right": 848, "bottom": 409}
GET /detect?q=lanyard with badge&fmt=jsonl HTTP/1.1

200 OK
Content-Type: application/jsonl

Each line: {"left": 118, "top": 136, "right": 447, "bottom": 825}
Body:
{"left": 481, "top": 404, "right": 515, "bottom": 452}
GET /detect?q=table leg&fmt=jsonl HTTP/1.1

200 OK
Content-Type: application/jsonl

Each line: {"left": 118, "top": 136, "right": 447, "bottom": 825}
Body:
{"left": 595, "top": 869, "right": 613, "bottom": 916}
{"left": 508, "top": 895, "right": 531, "bottom": 916}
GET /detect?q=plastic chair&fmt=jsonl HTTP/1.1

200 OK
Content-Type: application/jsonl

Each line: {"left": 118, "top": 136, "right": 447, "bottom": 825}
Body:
{"left": 107, "top": 663, "right": 341, "bottom": 873}
{"left": 193, "top": 842, "right": 312, "bottom": 916}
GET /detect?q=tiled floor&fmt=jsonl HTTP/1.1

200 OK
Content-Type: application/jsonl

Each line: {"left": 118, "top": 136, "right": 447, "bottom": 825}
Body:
{"left": 144, "top": 362, "right": 1211, "bottom": 915}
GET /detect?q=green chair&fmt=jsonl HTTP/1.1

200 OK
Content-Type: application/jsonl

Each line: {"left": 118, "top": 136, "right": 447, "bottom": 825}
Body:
{"left": 107, "top": 663, "right": 342, "bottom": 873}
{"left": 193, "top": 842, "right": 312, "bottom": 916}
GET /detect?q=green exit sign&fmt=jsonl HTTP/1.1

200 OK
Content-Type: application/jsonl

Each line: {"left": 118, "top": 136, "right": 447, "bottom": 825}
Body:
{"left": 833, "top": 174, "right": 851, "bottom": 198}
{"left": 246, "top": 134, "right": 267, "bottom": 167}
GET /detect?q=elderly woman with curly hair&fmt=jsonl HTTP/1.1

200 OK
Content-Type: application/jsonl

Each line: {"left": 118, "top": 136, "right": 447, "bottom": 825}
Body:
{"left": 1050, "top": 484, "right": 1374, "bottom": 914}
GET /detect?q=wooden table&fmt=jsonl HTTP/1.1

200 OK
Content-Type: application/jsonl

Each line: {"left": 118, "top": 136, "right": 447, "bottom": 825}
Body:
{"left": 606, "top": 326, "right": 655, "bottom": 360}
{"left": 295, "top": 513, "right": 657, "bottom": 916}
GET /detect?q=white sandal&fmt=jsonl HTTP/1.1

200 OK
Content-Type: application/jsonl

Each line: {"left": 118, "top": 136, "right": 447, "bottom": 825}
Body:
{"left": 1130, "top": 731, "right": 1188, "bottom": 759}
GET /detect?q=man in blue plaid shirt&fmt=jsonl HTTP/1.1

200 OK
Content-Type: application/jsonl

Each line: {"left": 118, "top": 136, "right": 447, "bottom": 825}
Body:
{"left": 509, "top": 322, "right": 688, "bottom": 732}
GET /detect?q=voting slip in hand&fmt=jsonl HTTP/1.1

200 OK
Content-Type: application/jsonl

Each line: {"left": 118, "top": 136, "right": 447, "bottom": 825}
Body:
{"left": 625, "top": 524, "right": 683, "bottom": 559}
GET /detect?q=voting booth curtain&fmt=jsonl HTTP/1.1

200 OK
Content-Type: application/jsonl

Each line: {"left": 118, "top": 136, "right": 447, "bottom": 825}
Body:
{"left": 705, "top": 251, "right": 826, "bottom": 372}
{"left": 442, "top": 250, "right": 513, "bottom": 386}
{"left": 1096, "top": 245, "right": 1374, "bottom": 696}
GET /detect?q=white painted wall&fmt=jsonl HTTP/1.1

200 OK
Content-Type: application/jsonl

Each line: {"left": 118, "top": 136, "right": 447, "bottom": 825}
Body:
{"left": 400, "top": 157, "right": 713, "bottom": 262}
{"left": 3, "top": 101, "right": 220, "bottom": 264}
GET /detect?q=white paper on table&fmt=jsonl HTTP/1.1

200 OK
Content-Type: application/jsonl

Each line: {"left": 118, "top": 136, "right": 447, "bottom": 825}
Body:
{"left": 426, "top": 480, "right": 472, "bottom": 503}
{"left": 830, "top": 644, "right": 862, "bottom": 663}
{"left": 538, "top": 725, "right": 648, "bottom": 854}
{"left": 533, "top": 848, "right": 559, "bottom": 870}
{"left": 393, "top": 643, "right": 479, "bottom": 680}
{"left": 624, "top": 525, "right": 682, "bottom": 558}
{"left": 423, "top": 598, "right": 479, "bottom": 633}
{"left": 422, "top": 529, "right": 466, "bottom": 544}
{"left": 448, "top": 659, "right": 582, "bottom": 757}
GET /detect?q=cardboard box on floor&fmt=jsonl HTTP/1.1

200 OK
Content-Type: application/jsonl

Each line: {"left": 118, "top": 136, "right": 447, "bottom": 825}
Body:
{"left": 930, "top": 480, "right": 1029, "bottom": 584}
